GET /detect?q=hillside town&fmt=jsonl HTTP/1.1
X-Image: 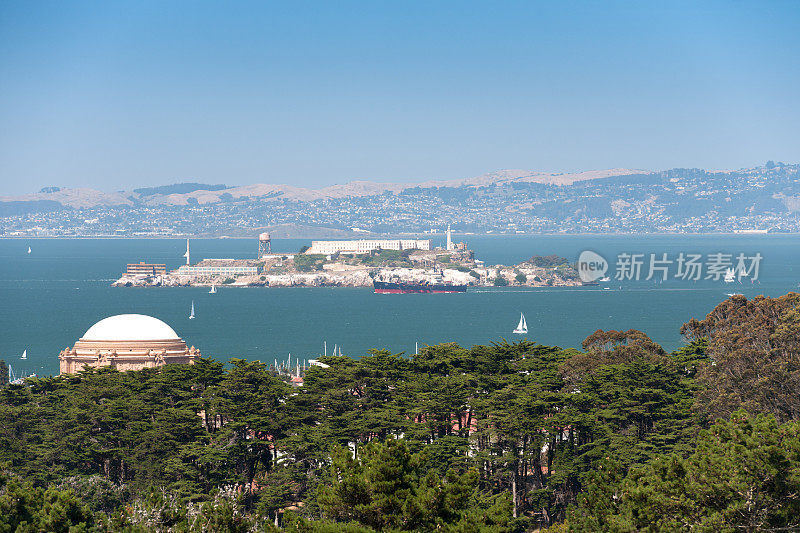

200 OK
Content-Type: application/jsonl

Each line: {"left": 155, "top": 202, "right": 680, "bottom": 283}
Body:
{"left": 2, "top": 163, "right": 799, "bottom": 237}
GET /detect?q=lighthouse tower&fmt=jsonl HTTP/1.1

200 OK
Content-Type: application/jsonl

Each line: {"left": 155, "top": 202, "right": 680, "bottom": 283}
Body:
{"left": 446, "top": 224, "right": 453, "bottom": 251}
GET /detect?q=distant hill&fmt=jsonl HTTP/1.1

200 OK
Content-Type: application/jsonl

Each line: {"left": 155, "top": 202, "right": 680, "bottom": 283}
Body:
{"left": 254, "top": 224, "right": 374, "bottom": 239}
{"left": 0, "top": 188, "right": 133, "bottom": 210}
{"left": 0, "top": 168, "right": 643, "bottom": 210}
{"left": 133, "top": 183, "right": 229, "bottom": 197}
{"left": 3, "top": 163, "right": 799, "bottom": 236}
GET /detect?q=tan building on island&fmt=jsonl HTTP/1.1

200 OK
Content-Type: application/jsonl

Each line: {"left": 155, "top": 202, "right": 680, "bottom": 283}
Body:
{"left": 59, "top": 314, "right": 201, "bottom": 374}
{"left": 306, "top": 239, "right": 431, "bottom": 255}
{"left": 126, "top": 262, "right": 167, "bottom": 277}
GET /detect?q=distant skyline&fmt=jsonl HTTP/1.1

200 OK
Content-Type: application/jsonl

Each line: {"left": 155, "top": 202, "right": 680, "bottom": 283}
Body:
{"left": 1, "top": 0, "right": 799, "bottom": 196}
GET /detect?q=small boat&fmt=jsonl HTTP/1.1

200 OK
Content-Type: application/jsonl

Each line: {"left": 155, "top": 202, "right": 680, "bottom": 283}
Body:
{"left": 20, "top": 349, "right": 27, "bottom": 360}
{"left": 27, "top": 246, "right": 31, "bottom": 254}
{"left": 727, "top": 292, "right": 743, "bottom": 297}
{"left": 209, "top": 285, "right": 217, "bottom": 294}
{"left": 598, "top": 276, "right": 610, "bottom": 282}
{"left": 189, "top": 300, "right": 195, "bottom": 320}
{"left": 513, "top": 313, "right": 528, "bottom": 334}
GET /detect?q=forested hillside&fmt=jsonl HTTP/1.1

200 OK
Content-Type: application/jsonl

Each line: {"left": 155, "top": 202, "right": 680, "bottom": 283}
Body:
{"left": 3, "top": 294, "right": 800, "bottom": 531}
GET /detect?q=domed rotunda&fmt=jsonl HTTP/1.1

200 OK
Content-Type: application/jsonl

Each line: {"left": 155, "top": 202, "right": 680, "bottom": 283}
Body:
{"left": 59, "top": 314, "right": 201, "bottom": 374}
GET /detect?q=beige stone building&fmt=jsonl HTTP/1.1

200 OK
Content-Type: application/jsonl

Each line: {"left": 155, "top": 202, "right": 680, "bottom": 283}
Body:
{"left": 59, "top": 314, "right": 201, "bottom": 374}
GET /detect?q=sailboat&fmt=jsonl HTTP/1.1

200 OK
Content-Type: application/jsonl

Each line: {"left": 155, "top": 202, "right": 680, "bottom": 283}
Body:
{"left": 27, "top": 246, "right": 31, "bottom": 254}
{"left": 513, "top": 313, "right": 528, "bottom": 334}
{"left": 209, "top": 284, "right": 217, "bottom": 294}
{"left": 723, "top": 268, "right": 736, "bottom": 283}
{"left": 189, "top": 300, "right": 195, "bottom": 320}
{"left": 20, "top": 349, "right": 27, "bottom": 360}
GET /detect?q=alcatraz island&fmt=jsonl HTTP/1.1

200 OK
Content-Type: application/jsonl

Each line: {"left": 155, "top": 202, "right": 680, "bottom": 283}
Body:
{"left": 113, "top": 230, "right": 582, "bottom": 289}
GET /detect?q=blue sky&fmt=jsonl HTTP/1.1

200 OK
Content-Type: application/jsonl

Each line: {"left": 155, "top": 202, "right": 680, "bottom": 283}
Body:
{"left": 1, "top": 1, "right": 799, "bottom": 195}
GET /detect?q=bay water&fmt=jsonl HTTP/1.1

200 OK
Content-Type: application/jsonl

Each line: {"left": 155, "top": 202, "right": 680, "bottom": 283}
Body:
{"left": 1, "top": 235, "right": 798, "bottom": 376}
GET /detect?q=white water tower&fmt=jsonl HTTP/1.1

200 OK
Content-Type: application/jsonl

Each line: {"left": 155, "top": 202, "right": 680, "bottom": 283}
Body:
{"left": 258, "top": 232, "right": 271, "bottom": 257}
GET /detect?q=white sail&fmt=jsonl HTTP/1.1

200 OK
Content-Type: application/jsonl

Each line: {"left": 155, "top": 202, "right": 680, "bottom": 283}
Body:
{"left": 27, "top": 246, "right": 31, "bottom": 254}
{"left": 513, "top": 313, "right": 528, "bottom": 334}
{"left": 21, "top": 349, "right": 27, "bottom": 360}
{"left": 724, "top": 268, "right": 736, "bottom": 283}
{"left": 189, "top": 300, "right": 195, "bottom": 319}
{"left": 209, "top": 285, "right": 217, "bottom": 294}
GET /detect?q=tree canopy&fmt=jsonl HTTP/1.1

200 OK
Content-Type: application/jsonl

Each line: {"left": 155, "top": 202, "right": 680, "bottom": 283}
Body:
{"left": 2, "top": 293, "right": 800, "bottom": 531}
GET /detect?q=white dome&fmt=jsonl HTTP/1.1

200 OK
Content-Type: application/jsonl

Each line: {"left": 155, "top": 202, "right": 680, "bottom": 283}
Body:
{"left": 81, "top": 314, "right": 180, "bottom": 341}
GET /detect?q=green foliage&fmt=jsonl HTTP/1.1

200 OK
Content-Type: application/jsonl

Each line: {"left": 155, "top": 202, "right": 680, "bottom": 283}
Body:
{"left": 469, "top": 270, "right": 481, "bottom": 279}
{"left": 569, "top": 412, "right": 800, "bottom": 531}
{"left": 0, "top": 469, "right": 98, "bottom": 532}
{"left": 295, "top": 254, "right": 326, "bottom": 272}
{"left": 493, "top": 276, "right": 508, "bottom": 286}
{"left": 515, "top": 272, "right": 527, "bottom": 283}
{"left": 317, "top": 438, "right": 511, "bottom": 531}
{"left": 298, "top": 245, "right": 310, "bottom": 254}
{"left": 0, "top": 336, "right": 697, "bottom": 529}
{"left": 4, "top": 294, "right": 800, "bottom": 530}
{"left": 110, "top": 486, "right": 280, "bottom": 532}
{"left": 355, "top": 249, "right": 411, "bottom": 267}
{"left": 222, "top": 277, "right": 235, "bottom": 284}
{"left": 455, "top": 265, "right": 471, "bottom": 272}
{"left": 439, "top": 254, "right": 451, "bottom": 263}
{"left": 54, "top": 475, "right": 128, "bottom": 514}
{"left": 527, "top": 255, "right": 569, "bottom": 267}
{"left": 682, "top": 293, "right": 800, "bottom": 423}
{"left": 0, "top": 359, "right": 290, "bottom": 503}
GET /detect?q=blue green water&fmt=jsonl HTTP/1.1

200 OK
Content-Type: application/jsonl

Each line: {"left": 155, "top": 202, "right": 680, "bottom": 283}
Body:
{"left": 1, "top": 235, "right": 798, "bottom": 377}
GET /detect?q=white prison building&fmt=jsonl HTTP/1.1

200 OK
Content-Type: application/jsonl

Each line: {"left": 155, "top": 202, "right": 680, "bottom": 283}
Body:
{"left": 305, "top": 239, "right": 431, "bottom": 255}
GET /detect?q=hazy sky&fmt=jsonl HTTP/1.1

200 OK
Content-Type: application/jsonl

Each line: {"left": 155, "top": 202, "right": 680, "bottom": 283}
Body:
{"left": 1, "top": 1, "right": 799, "bottom": 195}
